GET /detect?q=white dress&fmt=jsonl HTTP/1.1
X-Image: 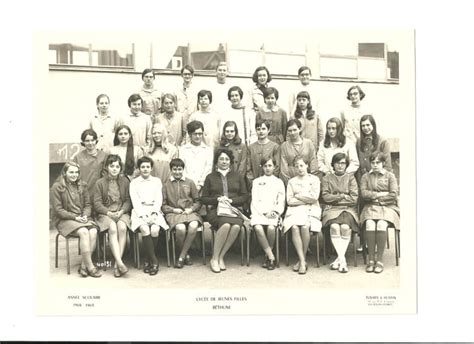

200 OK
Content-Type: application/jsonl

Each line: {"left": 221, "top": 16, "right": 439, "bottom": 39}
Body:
{"left": 250, "top": 175, "right": 285, "bottom": 226}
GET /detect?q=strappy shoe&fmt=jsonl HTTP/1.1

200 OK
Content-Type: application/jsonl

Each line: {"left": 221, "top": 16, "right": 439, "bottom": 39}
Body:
{"left": 366, "top": 261, "right": 376, "bottom": 273}
{"left": 86, "top": 266, "right": 102, "bottom": 278}
{"left": 330, "top": 258, "right": 340, "bottom": 270}
{"left": 374, "top": 262, "right": 384, "bottom": 274}
{"left": 78, "top": 266, "right": 88, "bottom": 278}
{"left": 149, "top": 264, "right": 159, "bottom": 276}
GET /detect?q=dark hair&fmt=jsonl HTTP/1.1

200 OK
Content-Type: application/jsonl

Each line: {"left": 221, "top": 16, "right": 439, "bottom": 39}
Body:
{"left": 298, "top": 66, "right": 312, "bottom": 76}
{"left": 197, "top": 89, "right": 213, "bottom": 104}
{"left": 227, "top": 86, "right": 243, "bottom": 100}
{"left": 169, "top": 158, "right": 185, "bottom": 169}
{"left": 287, "top": 118, "right": 302, "bottom": 130}
{"left": 128, "top": 93, "right": 143, "bottom": 107}
{"left": 181, "top": 65, "right": 194, "bottom": 76}
{"left": 346, "top": 85, "right": 366, "bottom": 101}
{"left": 96, "top": 94, "right": 110, "bottom": 106}
{"left": 323, "top": 117, "right": 346, "bottom": 148}
{"left": 263, "top": 86, "right": 279, "bottom": 101}
{"left": 80, "top": 129, "right": 98, "bottom": 146}
{"left": 216, "top": 62, "right": 227, "bottom": 71}
{"left": 137, "top": 156, "right": 154, "bottom": 169}
{"left": 220, "top": 121, "right": 242, "bottom": 146}
{"left": 260, "top": 157, "right": 276, "bottom": 168}
{"left": 369, "top": 150, "right": 386, "bottom": 163}
{"left": 104, "top": 154, "right": 123, "bottom": 174}
{"left": 113, "top": 125, "right": 135, "bottom": 176}
{"left": 330, "top": 152, "right": 349, "bottom": 169}
{"left": 255, "top": 119, "right": 271, "bottom": 131}
{"left": 292, "top": 156, "right": 308, "bottom": 167}
{"left": 252, "top": 66, "right": 272, "bottom": 84}
{"left": 294, "top": 91, "right": 316, "bottom": 120}
{"left": 360, "top": 114, "right": 380, "bottom": 152}
{"left": 141, "top": 68, "right": 155, "bottom": 80}
{"left": 187, "top": 120, "right": 204, "bottom": 135}
{"left": 214, "top": 148, "right": 234, "bottom": 166}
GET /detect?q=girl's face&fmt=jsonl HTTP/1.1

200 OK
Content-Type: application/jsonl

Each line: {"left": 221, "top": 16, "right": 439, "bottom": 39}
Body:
{"left": 297, "top": 97, "right": 309, "bottom": 110}
{"left": 327, "top": 122, "right": 338, "bottom": 139}
{"left": 264, "top": 93, "right": 277, "bottom": 108}
{"left": 182, "top": 69, "right": 193, "bottom": 83}
{"left": 199, "top": 95, "right": 210, "bottom": 110}
{"left": 229, "top": 91, "right": 241, "bottom": 107}
{"left": 139, "top": 162, "right": 152, "bottom": 178}
{"left": 298, "top": 69, "right": 311, "bottom": 86}
{"left": 361, "top": 119, "right": 374, "bottom": 136}
{"left": 257, "top": 70, "right": 268, "bottom": 86}
{"left": 295, "top": 159, "right": 308, "bottom": 176}
{"left": 224, "top": 125, "right": 236, "bottom": 141}
{"left": 97, "top": 96, "right": 109, "bottom": 114}
{"left": 349, "top": 88, "right": 361, "bottom": 104}
{"left": 216, "top": 65, "right": 228, "bottom": 82}
{"left": 256, "top": 124, "right": 269, "bottom": 140}
{"left": 171, "top": 166, "right": 184, "bottom": 180}
{"left": 190, "top": 128, "right": 203, "bottom": 146}
{"left": 333, "top": 159, "right": 347, "bottom": 175}
{"left": 117, "top": 128, "right": 130, "bottom": 144}
{"left": 371, "top": 158, "right": 384, "bottom": 173}
{"left": 83, "top": 134, "right": 97, "bottom": 151}
{"left": 217, "top": 153, "right": 231, "bottom": 170}
{"left": 162, "top": 97, "right": 175, "bottom": 114}
{"left": 130, "top": 99, "right": 142, "bottom": 115}
{"left": 107, "top": 161, "right": 121, "bottom": 178}
{"left": 287, "top": 124, "right": 301, "bottom": 141}
{"left": 65, "top": 166, "right": 79, "bottom": 183}
{"left": 143, "top": 72, "right": 154, "bottom": 87}
{"left": 262, "top": 159, "right": 275, "bottom": 176}
{"left": 152, "top": 126, "right": 164, "bottom": 144}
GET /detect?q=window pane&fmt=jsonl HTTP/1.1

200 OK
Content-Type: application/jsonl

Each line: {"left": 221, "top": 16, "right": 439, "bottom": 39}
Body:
{"left": 319, "top": 41, "right": 358, "bottom": 56}
{"left": 320, "top": 57, "right": 357, "bottom": 78}
{"left": 227, "top": 49, "right": 262, "bottom": 74}
{"left": 266, "top": 53, "right": 306, "bottom": 75}
{"left": 358, "top": 58, "right": 387, "bottom": 80}
{"left": 358, "top": 43, "right": 385, "bottom": 58}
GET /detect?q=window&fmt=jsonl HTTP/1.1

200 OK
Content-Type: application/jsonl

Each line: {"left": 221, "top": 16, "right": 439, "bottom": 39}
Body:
{"left": 49, "top": 43, "right": 134, "bottom": 68}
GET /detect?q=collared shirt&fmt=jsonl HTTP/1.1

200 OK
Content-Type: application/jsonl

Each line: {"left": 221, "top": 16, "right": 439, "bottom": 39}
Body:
{"left": 178, "top": 142, "right": 213, "bottom": 187}
{"left": 119, "top": 112, "right": 152, "bottom": 149}
{"left": 170, "top": 176, "right": 186, "bottom": 182}
{"left": 256, "top": 105, "right": 288, "bottom": 145}
{"left": 175, "top": 83, "right": 198, "bottom": 123}
{"left": 129, "top": 175, "right": 163, "bottom": 217}
{"left": 89, "top": 114, "right": 118, "bottom": 153}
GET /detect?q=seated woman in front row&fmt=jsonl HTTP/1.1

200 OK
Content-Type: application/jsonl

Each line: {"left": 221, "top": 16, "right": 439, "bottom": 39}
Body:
{"left": 200, "top": 148, "right": 249, "bottom": 273}
{"left": 162, "top": 158, "right": 203, "bottom": 268}
{"left": 283, "top": 157, "right": 322, "bottom": 275}
{"left": 250, "top": 157, "right": 285, "bottom": 270}
{"left": 321, "top": 152, "right": 359, "bottom": 273}
{"left": 92, "top": 154, "right": 131, "bottom": 278}
{"left": 51, "top": 161, "right": 101, "bottom": 277}
{"left": 129, "top": 156, "right": 169, "bottom": 276}
{"left": 360, "top": 151, "right": 400, "bottom": 274}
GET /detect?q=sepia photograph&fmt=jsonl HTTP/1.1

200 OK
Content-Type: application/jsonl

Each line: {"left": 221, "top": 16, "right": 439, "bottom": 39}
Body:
{"left": 34, "top": 28, "right": 416, "bottom": 316}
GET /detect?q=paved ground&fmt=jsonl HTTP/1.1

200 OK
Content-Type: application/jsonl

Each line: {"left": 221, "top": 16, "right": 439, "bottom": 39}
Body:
{"left": 49, "top": 226, "right": 400, "bottom": 290}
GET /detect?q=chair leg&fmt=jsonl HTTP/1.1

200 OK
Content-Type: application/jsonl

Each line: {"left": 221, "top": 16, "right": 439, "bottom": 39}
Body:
{"left": 165, "top": 230, "right": 171, "bottom": 268}
{"left": 322, "top": 231, "right": 327, "bottom": 265}
{"left": 78, "top": 237, "right": 81, "bottom": 255}
{"left": 315, "top": 232, "right": 320, "bottom": 268}
{"left": 353, "top": 232, "right": 357, "bottom": 267}
{"left": 66, "top": 237, "right": 71, "bottom": 275}
{"left": 201, "top": 228, "right": 206, "bottom": 265}
{"left": 246, "top": 227, "right": 250, "bottom": 266}
{"left": 276, "top": 227, "right": 280, "bottom": 268}
{"left": 102, "top": 232, "right": 107, "bottom": 271}
{"left": 55, "top": 233, "right": 60, "bottom": 268}
{"left": 386, "top": 231, "right": 390, "bottom": 249}
{"left": 240, "top": 228, "right": 244, "bottom": 266}
{"left": 285, "top": 232, "right": 289, "bottom": 266}
{"left": 395, "top": 228, "right": 400, "bottom": 266}
{"left": 135, "top": 231, "right": 140, "bottom": 269}
{"left": 171, "top": 230, "right": 176, "bottom": 268}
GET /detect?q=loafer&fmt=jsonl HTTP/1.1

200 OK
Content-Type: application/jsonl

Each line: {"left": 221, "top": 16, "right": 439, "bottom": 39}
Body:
{"left": 86, "top": 266, "right": 102, "bottom": 278}
{"left": 210, "top": 259, "right": 221, "bottom": 273}
{"left": 114, "top": 268, "right": 122, "bottom": 278}
{"left": 143, "top": 262, "right": 151, "bottom": 273}
{"left": 149, "top": 264, "right": 159, "bottom": 276}
{"left": 78, "top": 266, "right": 88, "bottom": 278}
{"left": 184, "top": 254, "right": 193, "bottom": 266}
{"left": 267, "top": 259, "right": 275, "bottom": 270}
{"left": 374, "top": 262, "right": 384, "bottom": 274}
{"left": 366, "top": 261, "right": 376, "bottom": 273}
{"left": 175, "top": 258, "right": 184, "bottom": 269}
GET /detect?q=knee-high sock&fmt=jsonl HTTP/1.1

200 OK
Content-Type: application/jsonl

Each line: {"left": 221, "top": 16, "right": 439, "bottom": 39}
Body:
{"left": 376, "top": 230, "right": 387, "bottom": 263}
{"left": 366, "top": 231, "right": 376, "bottom": 262}
{"left": 143, "top": 235, "right": 158, "bottom": 265}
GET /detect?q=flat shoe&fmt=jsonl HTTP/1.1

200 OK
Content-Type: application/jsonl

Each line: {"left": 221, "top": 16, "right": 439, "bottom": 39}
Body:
{"left": 338, "top": 263, "right": 348, "bottom": 273}
{"left": 366, "top": 261, "right": 376, "bottom": 273}
{"left": 210, "top": 259, "right": 221, "bottom": 273}
{"left": 78, "top": 266, "right": 88, "bottom": 278}
{"left": 374, "top": 262, "right": 384, "bottom": 274}
{"left": 184, "top": 254, "right": 193, "bottom": 266}
{"left": 175, "top": 258, "right": 184, "bottom": 269}
{"left": 218, "top": 259, "right": 226, "bottom": 271}
{"left": 330, "top": 258, "right": 340, "bottom": 270}
{"left": 86, "top": 266, "right": 102, "bottom": 278}
{"left": 114, "top": 268, "right": 122, "bottom": 278}
{"left": 267, "top": 259, "right": 275, "bottom": 270}
{"left": 118, "top": 264, "right": 128, "bottom": 275}
{"left": 298, "top": 262, "right": 308, "bottom": 275}
{"left": 143, "top": 262, "right": 151, "bottom": 273}
{"left": 292, "top": 261, "right": 300, "bottom": 272}
{"left": 262, "top": 257, "right": 269, "bottom": 269}
{"left": 149, "top": 264, "right": 159, "bottom": 276}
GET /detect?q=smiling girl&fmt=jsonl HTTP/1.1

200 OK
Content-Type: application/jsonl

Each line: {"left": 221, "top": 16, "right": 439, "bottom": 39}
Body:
{"left": 218, "top": 121, "right": 247, "bottom": 175}
{"left": 256, "top": 87, "right": 288, "bottom": 145}
{"left": 89, "top": 94, "right": 118, "bottom": 153}
{"left": 188, "top": 90, "right": 220, "bottom": 150}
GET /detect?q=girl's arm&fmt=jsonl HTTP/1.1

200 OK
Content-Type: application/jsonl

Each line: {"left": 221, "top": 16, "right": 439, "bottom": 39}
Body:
{"left": 92, "top": 181, "right": 109, "bottom": 215}
{"left": 152, "top": 178, "right": 164, "bottom": 214}
{"left": 121, "top": 178, "right": 132, "bottom": 213}
{"left": 161, "top": 184, "right": 175, "bottom": 214}
{"left": 198, "top": 148, "right": 214, "bottom": 188}
{"left": 345, "top": 141, "right": 360, "bottom": 174}
{"left": 316, "top": 116, "right": 324, "bottom": 149}
{"left": 250, "top": 181, "right": 262, "bottom": 216}
{"left": 337, "top": 174, "right": 358, "bottom": 206}
{"left": 129, "top": 180, "right": 146, "bottom": 217}
{"left": 246, "top": 148, "right": 255, "bottom": 183}
{"left": 321, "top": 176, "right": 343, "bottom": 204}
{"left": 199, "top": 175, "right": 219, "bottom": 206}
{"left": 279, "top": 145, "right": 291, "bottom": 185}
{"left": 281, "top": 109, "right": 288, "bottom": 139}
{"left": 286, "top": 180, "right": 305, "bottom": 206}
{"left": 273, "top": 145, "right": 281, "bottom": 177}
{"left": 189, "top": 180, "right": 202, "bottom": 213}
{"left": 380, "top": 139, "right": 393, "bottom": 172}
{"left": 229, "top": 174, "right": 248, "bottom": 206}
{"left": 51, "top": 184, "right": 77, "bottom": 220}
{"left": 273, "top": 179, "right": 286, "bottom": 215}
{"left": 360, "top": 173, "right": 378, "bottom": 201}
{"left": 81, "top": 186, "right": 92, "bottom": 218}
{"left": 378, "top": 172, "right": 398, "bottom": 205}
{"left": 238, "top": 145, "right": 248, "bottom": 175}
{"left": 296, "top": 177, "right": 320, "bottom": 203}
{"left": 317, "top": 147, "right": 331, "bottom": 174}
{"left": 308, "top": 142, "right": 318, "bottom": 175}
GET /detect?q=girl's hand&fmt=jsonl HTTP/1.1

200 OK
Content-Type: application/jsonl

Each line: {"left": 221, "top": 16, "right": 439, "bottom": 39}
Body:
{"left": 75, "top": 216, "right": 83, "bottom": 223}
{"left": 174, "top": 208, "right": 184, "bottom": 214}
{"left": 183, "top": 208, "right": 192, "bottom": 215}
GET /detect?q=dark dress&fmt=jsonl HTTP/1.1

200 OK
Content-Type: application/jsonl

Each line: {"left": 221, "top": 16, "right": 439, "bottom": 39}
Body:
{"left": 200, "top": 169, "right": 248, "bottom": 229}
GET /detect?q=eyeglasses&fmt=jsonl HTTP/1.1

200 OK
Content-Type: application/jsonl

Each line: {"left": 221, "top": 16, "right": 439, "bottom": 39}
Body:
{"left": 335, "top": 161, "right": 347, "bottom": 165}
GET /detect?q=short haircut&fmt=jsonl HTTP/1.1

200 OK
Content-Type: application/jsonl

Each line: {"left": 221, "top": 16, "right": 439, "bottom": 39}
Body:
{"left": 298, "top": 66, "right": 312, "bottom": 76}
{"left": 137, "top": 156, "right": 154, "bottom": 168}
{"left": 260, "top": 157, "right": 276, "bottom": 167}
{"left": 169, "top": 158, "right": 185, "bottom": 169}
{"left": 227, "top": 85, "right": 243, "bottom": 100}
{"left": 346, "top": 85, "right": 366, "bottom": 101}
{"left": 287, "top": 118, "right": 302, "bottom": 130}
{"left": 263, "top": 86, "right": 279, "bottom": 100}
{"left": 369, "top": 151, "right": 386, "bottom": 163}
{"left": 255, "top": 119, "right": 271, "bottom": 131}
{"left": 187, "top": 120, "right": 204, "bottom": 134}
{"left": 214, "top": 148, "right": 235, "bottom": 166}
{"left": 141, "top": 68, "right": 155, "bottom": 80}
{"left": 252, "top": 66, "right": 272, "bottom": 84}
{"left": 104, "top": 154, "right": 123, "bottom": 172}
{"left": 331, "top": 152, "right": 349, "bottom": 169}
{"left": 292, "top": 155, "right": 308, "bottom": 167}
{"left": 128, "top": 93, "right": 143, "bottom": 107}
{"left": 181, "top": 65, "right": 194, "bottom": 75}
{"left": 197, "top": 89, "right": 213, "bottom": 103}
{"left": 96, "top": 93, "right": 110, "bottom": 105}
{"left": 80, "top": 129, "right": 98, "bottom": 146}
{"left": 216, "top": 61, "right": 227, "bottom": 71}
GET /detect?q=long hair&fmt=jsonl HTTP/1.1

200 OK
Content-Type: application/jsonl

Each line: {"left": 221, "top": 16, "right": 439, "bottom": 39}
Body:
{"left": 149, "top": 123, "right": 172, "bottom": 155}
{"left": 294, "top": 91, "right": 316, "bottom": 120}
{"left": 323, "top": 117, "right": 346, "bottom": 148}
{"left": 113, "top": 125, "right": 135, "bottom": 176}
{"left": 360, "top": 114, "right": 380, "bottom": 152}
{"left": 59, "top": 161, "right": 82, "bottom": 187}
{"left": 220, "top": 121, "right": 242, "bottom": 146}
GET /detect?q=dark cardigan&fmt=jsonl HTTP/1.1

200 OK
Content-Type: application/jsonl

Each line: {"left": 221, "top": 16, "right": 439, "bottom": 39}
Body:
{"left": 92, "top": 175, "right": 132, "bottom": 215}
